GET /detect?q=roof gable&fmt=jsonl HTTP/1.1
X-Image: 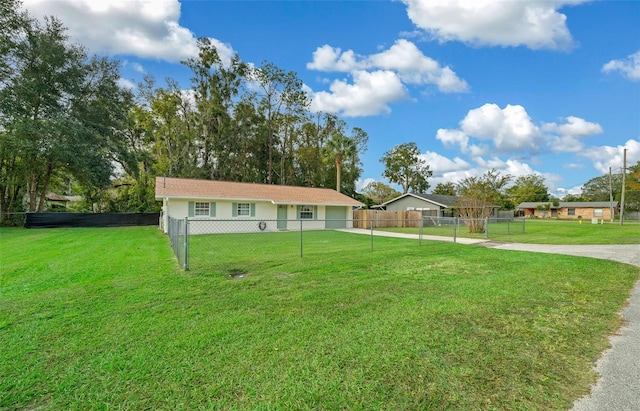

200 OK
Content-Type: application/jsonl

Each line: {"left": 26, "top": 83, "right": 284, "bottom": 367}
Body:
{"left": 155, "top": 177, "right": 362, "bottom": 206}
{"left": 380, "top": 193, "right": 459, "bottom": 208}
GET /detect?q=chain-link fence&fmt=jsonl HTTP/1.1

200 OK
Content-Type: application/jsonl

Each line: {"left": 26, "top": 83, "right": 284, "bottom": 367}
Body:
{"left": 420, "top": 217, "right": 526, "bottom": 240}
{"left": 167, "top": 217, "right": 188, "bottom": 269}
{"left": 166, "top": 217, "right": 526, "bottom": 270}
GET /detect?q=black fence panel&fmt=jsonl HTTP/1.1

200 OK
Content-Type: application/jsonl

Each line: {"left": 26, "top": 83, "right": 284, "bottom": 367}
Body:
{"left": 25, "top": 212, "right": 160, "bottom": 228}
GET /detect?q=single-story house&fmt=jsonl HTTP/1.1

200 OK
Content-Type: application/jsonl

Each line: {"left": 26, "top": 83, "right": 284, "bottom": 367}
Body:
{"left": 376, "top": 193, "right": 500, "bottom": 218}
{"left": 155, "top": 177, "right": 362, "bottom": 234}
{"left": 44, "top": 192, "right": 82, "bottom": 210}
{"left": 516, "top": 201, "right": 618, "bottom": 220}
{"left": 376, "top": 193, "right": 458, "bottom": 217}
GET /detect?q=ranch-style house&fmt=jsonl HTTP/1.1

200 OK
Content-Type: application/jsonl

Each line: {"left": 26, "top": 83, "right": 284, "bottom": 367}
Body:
{"left": 155, "top": 177, "right": 362, "bottom": 233}
{"left": 516, "top": 201, "right": 618, "bottom": 220}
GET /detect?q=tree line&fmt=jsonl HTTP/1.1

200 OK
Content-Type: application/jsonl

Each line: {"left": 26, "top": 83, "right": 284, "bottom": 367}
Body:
{"left": 0, "top": 1, "right": 368, "bottom": 221}
{"left": 1, "top": 1, "right": 637, "bottom": 223}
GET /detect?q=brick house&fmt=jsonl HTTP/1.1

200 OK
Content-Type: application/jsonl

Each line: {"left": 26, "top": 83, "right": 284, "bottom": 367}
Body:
{"left": 516, "top": 201, "right": 618, "bottom": 220}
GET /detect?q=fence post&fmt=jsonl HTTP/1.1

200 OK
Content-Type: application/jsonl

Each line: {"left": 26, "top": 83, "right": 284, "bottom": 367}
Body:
{"left": 370, "top": 219, "right": 374, "bottom": 251}
{"left": 484, "top": 217, "right": 489, "bottom": 239}
{"left": 453, "top": 217, "right": 457, "bottom": 243}
{"left": 300, "top": 219, "right": 303, "bottom": 258}
{"left": 418, "top": 216, "right": 423, "bottom": 246}
{"left": 184, "top": 217, "right": 189, "bottom": 270}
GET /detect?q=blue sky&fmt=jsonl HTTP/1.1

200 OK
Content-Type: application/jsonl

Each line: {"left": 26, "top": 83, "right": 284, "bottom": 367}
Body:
{"left": 23, "top": 0, "right": 640, "bottom": 197}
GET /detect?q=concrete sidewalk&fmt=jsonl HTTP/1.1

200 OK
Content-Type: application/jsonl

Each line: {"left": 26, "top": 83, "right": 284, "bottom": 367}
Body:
{"left": 340, "top": 228, "right": 640, "bottom": 410}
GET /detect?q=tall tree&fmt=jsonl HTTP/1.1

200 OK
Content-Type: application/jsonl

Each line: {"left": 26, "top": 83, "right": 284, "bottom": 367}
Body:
{"left": 623, "top": 161, "right": 640, "bottom": 213}
{"left": 456, "top": 169, "right": 512, "bottom": 232}
{"left": 581, "top": 173, "right": 621, "bottom": 202}
{"left": 361, "top": 181, "right": 401, "bottom": 204}
{"left": 381, "top": 142, "right": 432, "bottom": 194}
{"left": 184, "top": 38, "right": 247, "bottom": 181}
{"left": 505, "top": 174, "right": 549, "bottom": 206}
{"left": 0, "top": 13, "right": 132, "bottom": 213}
{"left": 432, "top": 182, "right": 457, "bottom": 196}
{"left": 0, "top": 0, "right": 28, "bottom": 86}
{"left": 250, "top": 62, "right": 308, "bottom": 184}
{"left": 324, "top": 132, "right": 357, "bottom": 193}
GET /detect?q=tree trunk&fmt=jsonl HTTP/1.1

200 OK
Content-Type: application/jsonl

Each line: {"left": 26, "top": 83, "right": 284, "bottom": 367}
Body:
{"left": 28, "top": 171, "right": 39, "bottom": 212}
{"left": 336, "top": 160, "right": 342, "bottom": 193}
{"left": 36, "top": 162, "right": 53, "bottom": 212}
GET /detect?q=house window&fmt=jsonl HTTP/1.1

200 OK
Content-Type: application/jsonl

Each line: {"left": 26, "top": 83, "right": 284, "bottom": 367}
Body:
{"left": 237, "top": 203, "right": 250, "bottom": 217}
{"left": 568, "top": 208, "right": 576, "bottom": 216}
{"left": 594, "top": 209, "right": 603, "bottom": 217}
{"left": 194, "top": 202, "right": 209, "bottom": 216}
{"left": 300, "top": 205, "right": 314, "bottom": 219}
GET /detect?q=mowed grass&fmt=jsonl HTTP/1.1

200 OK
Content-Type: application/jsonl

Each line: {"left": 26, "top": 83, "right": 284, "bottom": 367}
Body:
{"left": 1, "top": 227, "right": 638, "bottom": 410}
{"left": 384, "top": 219, "right": 640, "bottom": 244}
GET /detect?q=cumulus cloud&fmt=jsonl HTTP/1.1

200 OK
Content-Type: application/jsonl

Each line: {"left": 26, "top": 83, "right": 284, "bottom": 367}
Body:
{"left": 22, "top": 0, "right": 234, "bottom": 64}
{"left": 462, "top": 104, "right": 541, "bottom": 152}
{"left": 402, "top": 0, "right": 588, "bottom": 50}
{"left": 437, "top": 103, "right": 542, "bottom": 155}
{"left": 602, "top": 50, "right": 640, "bottom": 81}
{"left": 307, "top": 40, "right": 468, "bottom": 93}
{"left": 306, "top": 39, "right": 468, "bottom": 117}
{"left": 307, "top": 45, "right": 360, "bottom": 72}
{"left": 580, "top": 139, "right": 640, "bottom": 174}
{"left": 309, "top": 70, "right": 408, "bottom": 117}
{"left": 420, "top": 151, "right": 471, "bottom": 174}
{"left": 543, "top": 116, "right": 603, "bottom": 153}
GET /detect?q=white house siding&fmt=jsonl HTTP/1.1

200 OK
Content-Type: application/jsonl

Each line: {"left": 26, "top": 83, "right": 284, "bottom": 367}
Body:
{"left": 163, "top": 198, "right": 352, "bottom": 234}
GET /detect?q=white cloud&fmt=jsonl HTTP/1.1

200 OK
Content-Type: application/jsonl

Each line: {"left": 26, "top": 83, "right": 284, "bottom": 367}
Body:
{"left": 307, "top": 45, "right": 360, "bottom": 72}
{"left": 309, "top": 70, "right": 408, "bottom": 117}
{"left": 117, "top": 78, "right": 136, "bottom": 90}
{"left": 442, "top": 103, "right": 542, "bottom": 154}
{"left": 420, "top": 151, "right": 471, "bottom": 174}
{"left": 402, "top": 0, "right": 588, "bottom": 50}
{"left": 436, "top": 104, "right": 608, "bottom": 159}
{"left": 602, "top": 50, "right": 640, "bottom": 82}
{"left": 22, "top": 0, "right": 234, "bottom": 64}
{"left": 543, "top": 116, "right": 603, "bottom": 153}
{"left": 435, "top": 129, "right": 468, "bottom": 149}
{"left": 307, "top": 40, "right": 468, "bottom": 93}
{"left": 356, "top": 178, "right": 376, "bottom": 192}
{"left": 123, "top": 60, "right": 145, "bottom": 73}
{"left": 581, "top": 138, "right": 640, "bottom": 174}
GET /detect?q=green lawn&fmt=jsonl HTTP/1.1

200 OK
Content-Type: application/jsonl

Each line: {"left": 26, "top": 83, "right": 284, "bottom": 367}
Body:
{"left": 384, "top": 219, "right": 640, "bottom": 244}
{"left": 1, "top": 227, "right": 638, "bottom": 410}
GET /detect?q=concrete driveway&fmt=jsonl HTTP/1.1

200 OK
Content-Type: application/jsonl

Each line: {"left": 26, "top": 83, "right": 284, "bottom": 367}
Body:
{"left": 482, "top": 242, "right": 640, "bottom": 267}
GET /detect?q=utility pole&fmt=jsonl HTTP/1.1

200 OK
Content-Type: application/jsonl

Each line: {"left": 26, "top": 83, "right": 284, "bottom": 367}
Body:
{"left": 620, "top": 148, "right": 627, "bottom": 226}
{"left": 609, "top": 166, "right": 613, "bottom": 223}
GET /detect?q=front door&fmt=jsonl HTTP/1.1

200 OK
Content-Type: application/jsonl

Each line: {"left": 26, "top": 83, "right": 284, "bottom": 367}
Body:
{"left": 277, "top": 205, "right": 288, "bottom": 230}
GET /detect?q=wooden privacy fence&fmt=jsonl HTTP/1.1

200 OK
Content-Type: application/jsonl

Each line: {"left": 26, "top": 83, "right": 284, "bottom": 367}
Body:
{"left": 353, "top": 210, "right": 423, "bottom": 229}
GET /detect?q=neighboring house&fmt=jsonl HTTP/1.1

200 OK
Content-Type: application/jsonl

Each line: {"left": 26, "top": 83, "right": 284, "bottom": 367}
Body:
{"left": 44, "top": 192, "right": 82, "bottom": 210}
{"left": 516, "top": 201, "right": 618, "bottom": 220}
{"left": 376, "top": 193, "right": 500, "bottom": 218}
{"left": 155, "top": 177, "right": 362, "bottom": 234}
